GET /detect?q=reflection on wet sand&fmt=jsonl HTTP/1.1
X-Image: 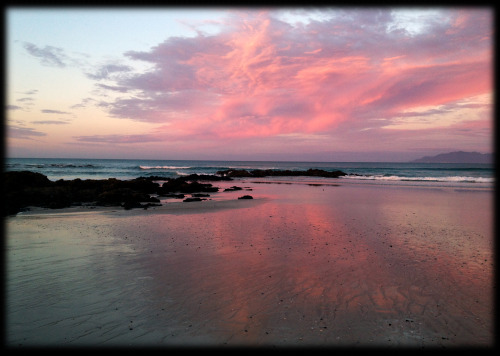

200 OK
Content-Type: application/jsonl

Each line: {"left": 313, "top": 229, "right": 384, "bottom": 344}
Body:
{"left": 6, "top": 181, "right": 493, "bottom": 346}
{"left": 125, "top": 183, "right": 493, "bottom": 346}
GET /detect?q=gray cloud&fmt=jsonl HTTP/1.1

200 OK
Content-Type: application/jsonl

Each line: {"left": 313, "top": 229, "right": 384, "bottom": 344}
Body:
{"left": 32, "top": 120, "right": 71, "bottom": 125}
{"left": 41, "top": 109, "right": 71, "bottom": 115}
{"left": 19, "top": 89, "right": 38, "bottom": 95}
{"left": 23, "top": 42, "right": 68, "bottom": 67}
{"left": 73, "top": 133, "right": 164, "bottom": 144}
{"left": 9, "top": 90, "right": 38, "bottom": 111}
{"left": 17, "top": 97, "right": 34, "bottom": 103}
{"left": 70, "top": 97, "right": 97, "bottom": 109}
{"left": 95, "top": 83, "right": 130, "bottom": 93}
{"left": 85, "top": 63, "right": 133, "bottom": 80}
{"left": 8, "top": 125, "right": 47, "bottom": 139}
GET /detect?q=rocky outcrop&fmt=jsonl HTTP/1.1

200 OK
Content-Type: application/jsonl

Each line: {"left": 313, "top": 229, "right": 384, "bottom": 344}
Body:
{"left": 3, "top": 168, "right": 346, "bottom": 216}
{"left": 3, "top": 171, "right": 223, "bottom": 216}
{"left": 178, "top": 174, "right": 232, "bottom": 181}
{"left": 96, "top": 188, "right": 160, "bottom": 207}
{"left": 4, "top": 170, "right": 53, "bottom": 189}
{"left": 216, "top": 169, "right": 252, "bottom": 178}
{"left": 183, "top": 197, "right": 205, "bottom": 202}
{"left": 158, "top": 180, "right": 219, "bottom": 194}
{"left": 223, "top": 186, "right": 243, "bottom": 192}
{"left": 159, "top": 193, "right": 185, "bottom": 199}
{"left": 216, "top": 168, "right": 346, "bottom": 178}
{"left": 191, "top": 193, "right": 210, "bottom": 197}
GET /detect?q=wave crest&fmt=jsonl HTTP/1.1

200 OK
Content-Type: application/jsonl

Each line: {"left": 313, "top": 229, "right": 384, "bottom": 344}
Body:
{"left": 342, "top": 175, "right": 493, "bottom": 183}
{"left": 139, "top": 165, "right": 191, "bottom": 170}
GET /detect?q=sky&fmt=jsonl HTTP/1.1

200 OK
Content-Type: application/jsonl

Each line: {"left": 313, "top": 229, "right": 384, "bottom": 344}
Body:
{"left": 5, "top": 7, "right": 493, "bottom": 162}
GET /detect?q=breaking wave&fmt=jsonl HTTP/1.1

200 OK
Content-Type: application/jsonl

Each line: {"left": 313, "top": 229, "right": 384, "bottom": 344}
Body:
{"left": 139, "top": 165, "right": 192, "bottom": 170}
{"left": 342, "top": 175, "right": 493, "bottom": 183}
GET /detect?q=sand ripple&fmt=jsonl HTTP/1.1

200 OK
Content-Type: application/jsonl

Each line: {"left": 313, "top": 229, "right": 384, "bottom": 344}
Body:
{"left": 6, "top": 182, "right": 493, "bottom": 347}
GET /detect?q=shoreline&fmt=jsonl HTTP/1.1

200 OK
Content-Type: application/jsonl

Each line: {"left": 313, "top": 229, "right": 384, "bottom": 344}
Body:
{"left": 13, "top": 197, "right": 269, "bottom": 217}
{"left": 3, "top": 169, "right": 346, "bottom": 216}
{"left": 6, "top": 178, "right": 494, "bottom": 347}
{"left": 7, "top": 174, "right": 493, "bottom": 218}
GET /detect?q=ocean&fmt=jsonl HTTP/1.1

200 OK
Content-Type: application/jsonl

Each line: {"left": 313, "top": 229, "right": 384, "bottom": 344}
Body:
{"left": 4, "top": 157, "right": 494, "bottom": 189}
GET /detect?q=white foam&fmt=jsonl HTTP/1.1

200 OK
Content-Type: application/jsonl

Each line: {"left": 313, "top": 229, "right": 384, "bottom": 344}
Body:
{"left": 341, "top": 175, "right": 494, "bottom": 183}
{"left": 139, "top": 165, "right": 191, "bottom": 170}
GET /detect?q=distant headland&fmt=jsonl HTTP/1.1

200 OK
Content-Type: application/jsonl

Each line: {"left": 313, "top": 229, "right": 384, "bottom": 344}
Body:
{"left": 411, "top": 151, "right": 493, "bottom": 164}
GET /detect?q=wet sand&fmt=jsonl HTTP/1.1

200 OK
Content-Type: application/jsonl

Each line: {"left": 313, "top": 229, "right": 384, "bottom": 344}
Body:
{"left": 5, "top": 180, "right": 494, "bottom": 348}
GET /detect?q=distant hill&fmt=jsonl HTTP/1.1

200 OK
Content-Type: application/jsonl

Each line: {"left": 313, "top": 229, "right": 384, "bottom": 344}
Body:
{"left": 411, "top": 151, "right": 493, "bottom": 163}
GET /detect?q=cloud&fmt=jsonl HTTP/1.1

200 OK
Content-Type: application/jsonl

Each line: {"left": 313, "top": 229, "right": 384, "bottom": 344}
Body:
{"left": 17, "top": 97, "right": 35, "bottom": 102}
{"left": 7, "top": 125, "right": 47, "bottom": 139}
{"left": 23, "top": 42, "right": 90, "bottom": 70}
{"left": 70, "top": 97, "right": 97, "bottom": 109}
{"left": 73, "top": 133, "right": 164, "bottom": 144}
{"left": 8, "top": 90, "right": 38, "bottom": 111}
{"left": 85, "top": 63, "right": 133, "bottom": 80}
{"left": 18, "top": 89, "right": 38, "bottom": 95}
{"left": 32, "top": 120, "right": 71, "bottom": 125}
{"left": 23, "top": 42, "right": 68, "bottom": 67}
{"left": 41, "top": 109, "right": 71, "bottom": 115}
{"left": 357, "top": 61, "right": 491, "bottom": 120}
{"left": 80, "top": 8, "right": 491, "bottom": 149}
{"left": 95, "top": 83, "right": 130, "bottom": 93}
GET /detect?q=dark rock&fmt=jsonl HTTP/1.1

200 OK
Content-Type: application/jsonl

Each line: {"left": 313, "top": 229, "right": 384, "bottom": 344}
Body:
{"left": 3, "top": 171, "right": 166, "bottom": 215}
{"left": 122, "top": 201, "right": 144, "bottom": 210}
{"left": 127, "top": 178, "right": 160, "bottom": 193}
{"left": 160, "top": 193, "right": 185, "bottom": 199}
{"left": 216, "top": 169, "right": 251, "bottom": 177}
{"left": 191, "top": 193, "right": 210, "bottom": 197}
{"left": 159, "top": 178, "right": 219, "bottom": 194}
{"left": 137, "top": 175, "right": 170, "bottom": 181}
{"left": 4, "top": 170, "right": 53, "bottom": 190}
{"left": 216, "top": 168, "right": 347, "bottom": 178}
{"left": 3, "top": 167, "right": 346, "bottom": 216}
{"left": 179, "top": 174, "right": 232, "bottom": 181}
{"left": 248, "top": 169, "right": 268, "bottom": 177}
{"left": 183, "top": 197, "right": 205, "bottom": 202}
{"left": 304, "top": 169, "right": 347, "bottom": 178}
{"left": 97, "top": 188, "right": 155, "bottom": 206}
{"left": 145, "top": 202, "right": 162, "bottom": 208}
{"left": 122, "top": 202, "right": 162, "bottom": 210}
{"left": 224, "top": 186, "right": 243, "bottom": 191}
{"left": 238, "top": 195, "right": 253, "bottom": 199}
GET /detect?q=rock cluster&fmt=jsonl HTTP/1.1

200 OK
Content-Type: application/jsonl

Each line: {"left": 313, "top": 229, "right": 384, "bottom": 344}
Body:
{"left": 183, "top": 197, "right": 205, "bottom": 203}
{"left": 4, "top": 168, "right": 347, "bottom": 215}
{"left": 3, "top": 171, "right": 223, "bottom": 216}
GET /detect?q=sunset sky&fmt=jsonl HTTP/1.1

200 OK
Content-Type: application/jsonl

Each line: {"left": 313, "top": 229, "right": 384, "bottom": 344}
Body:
{"left": 6, "top": 7, "right": 493, "bottom": 162}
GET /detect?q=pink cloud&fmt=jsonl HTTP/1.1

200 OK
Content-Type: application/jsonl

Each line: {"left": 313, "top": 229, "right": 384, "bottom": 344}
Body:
{"left": 8, "top": 125, "right": 47, "bottom": 139}
{"left": 85, "top": 8, "right": 491, "bottom": 153}
{"left": 74, "top": 133, "right": 164, "bottom": 144}
{"left": 360, "top": 61, "right": 491, "bottom": 118}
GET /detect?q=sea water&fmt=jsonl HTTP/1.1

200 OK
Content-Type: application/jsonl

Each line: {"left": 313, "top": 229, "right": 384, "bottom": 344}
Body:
{"left": 4, "top": 157, "right": 494, "bottom": 188}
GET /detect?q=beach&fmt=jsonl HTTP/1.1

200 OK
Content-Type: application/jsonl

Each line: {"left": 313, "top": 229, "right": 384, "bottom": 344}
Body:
{"left": 5, "top": 178, "right": 494, "bottom": 348}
